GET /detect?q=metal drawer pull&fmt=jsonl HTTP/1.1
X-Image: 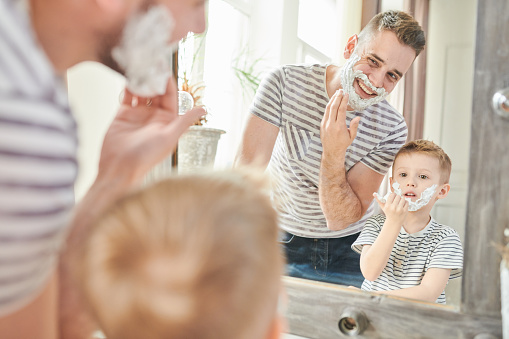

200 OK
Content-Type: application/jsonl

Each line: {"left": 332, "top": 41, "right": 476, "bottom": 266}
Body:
{"left": 338, "top": 307, "right": 369, "bottom": 336}
{"left": 492, "top": 88, "right": 509, "bottom": 119}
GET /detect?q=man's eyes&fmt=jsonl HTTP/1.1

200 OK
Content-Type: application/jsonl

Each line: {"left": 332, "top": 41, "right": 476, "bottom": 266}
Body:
{"left": 367, "top": 57, "right": 398, "bottom": 81}
{"left": 368, "top": 57, "right": 379, "bottom": 66}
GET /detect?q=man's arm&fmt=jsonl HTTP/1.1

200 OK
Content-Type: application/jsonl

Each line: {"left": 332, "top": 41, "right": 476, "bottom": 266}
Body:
{"left": 320, "top": 161, "right": 385, "bottom": 230}
{"left": 0, "top": 273, "right": 58, "bottom": 339}
{"left": 376, "top": 268, "right": 452, "bottom": 303}
{"left": 234, "top": 114, "right": 279, "bottom": 170}
{"left": 319, "top": 90, "right": 384, "bottom": 230}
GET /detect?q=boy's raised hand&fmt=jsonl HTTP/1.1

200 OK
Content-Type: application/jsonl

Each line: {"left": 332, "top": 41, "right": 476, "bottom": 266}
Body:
{"left": 374, "top": 192, "right": 409, "bottom": 227}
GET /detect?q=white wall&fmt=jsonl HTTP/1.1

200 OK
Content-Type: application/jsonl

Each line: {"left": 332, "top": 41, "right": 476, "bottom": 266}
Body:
{"left": 67, "top": 62, "right": 125, "bottom": 201}
{"left": 423, "top": 0, "right": 477, "bottom": 306}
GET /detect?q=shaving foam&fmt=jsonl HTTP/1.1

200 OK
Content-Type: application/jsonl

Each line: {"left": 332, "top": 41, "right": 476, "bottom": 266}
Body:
{"left": 112, "top": 5, "right": 177, "bottom": 97}
{"left": 375, "top": 182, "right": 438, "bottom": 212}
{"left": 339, "top": 53, "right": 387, "bottom": 111}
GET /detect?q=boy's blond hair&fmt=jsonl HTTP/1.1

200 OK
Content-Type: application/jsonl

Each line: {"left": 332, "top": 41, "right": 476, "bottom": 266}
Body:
{"left": 75, "top": 171, "right": 283, "bottom": 339}
{"left": 393, "top": 139, "right": 452, "bottom": 183}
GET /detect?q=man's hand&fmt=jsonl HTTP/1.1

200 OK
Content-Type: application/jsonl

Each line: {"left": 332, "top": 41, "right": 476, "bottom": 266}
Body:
{"left": 98, "top": 77, "right": 205, "bottom": 187}
{"left": 320, "top": 90, "right": 360, "bottom": 160}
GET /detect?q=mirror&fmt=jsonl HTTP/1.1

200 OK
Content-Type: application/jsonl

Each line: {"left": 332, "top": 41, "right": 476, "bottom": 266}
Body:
{"left": 67, "top": 0, "right": 478, "bottom": 319}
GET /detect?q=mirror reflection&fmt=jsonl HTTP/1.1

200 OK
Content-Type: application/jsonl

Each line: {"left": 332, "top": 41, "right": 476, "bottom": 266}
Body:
{"left": 68, "top": 0, "right": 476, "bottom": 309}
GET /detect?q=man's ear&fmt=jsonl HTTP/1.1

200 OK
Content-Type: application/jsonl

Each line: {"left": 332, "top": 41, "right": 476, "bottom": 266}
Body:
{"left": 344, "top": 34, "right": 358, "bottom": 59}
{"left": 436, "top": 183, "right": 451, "bottom": 200}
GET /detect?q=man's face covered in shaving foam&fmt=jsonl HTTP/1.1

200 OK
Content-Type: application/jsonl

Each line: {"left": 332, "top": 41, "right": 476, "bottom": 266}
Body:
{"left": 340, "top": 30, "right": 416, "bottom": 112}
{"left": 100, "top": 0, "right": 207, "bottom": 97}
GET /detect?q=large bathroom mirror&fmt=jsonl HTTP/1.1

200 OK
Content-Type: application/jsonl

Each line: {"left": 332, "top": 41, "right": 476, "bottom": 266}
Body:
{"left": 67, "top": 0, "right": 507, "bottom": 337}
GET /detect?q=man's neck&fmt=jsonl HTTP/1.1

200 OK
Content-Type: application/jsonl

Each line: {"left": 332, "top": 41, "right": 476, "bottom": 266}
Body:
{"left": 29, "top": 0, "right": 95, "bottom": 73}
{"left": 325, "top": 64, "right": 355, "bottom": 111}
{"left": 325, "top": 64, "right": 343, "bottom": 97}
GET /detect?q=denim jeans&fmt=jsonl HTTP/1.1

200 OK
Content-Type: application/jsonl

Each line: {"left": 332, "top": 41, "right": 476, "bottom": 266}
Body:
{"left": 279, "top": 231, "right": 364, "bottom": 288}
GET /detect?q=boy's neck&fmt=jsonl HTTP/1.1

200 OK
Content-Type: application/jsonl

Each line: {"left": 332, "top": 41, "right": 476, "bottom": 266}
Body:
{"left": 402, "top": 211, "right": 432, "bottom": 234}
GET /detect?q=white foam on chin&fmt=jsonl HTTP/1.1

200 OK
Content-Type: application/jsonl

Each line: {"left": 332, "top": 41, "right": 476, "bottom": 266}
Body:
{"left": 112, "top": 5, "right": 176, "bottom": 97}
{"left": 339, "top": 53, "right": 387, "bottom": 111}
{"left": 375, "top": 182, "right": 438, "bottom": 212}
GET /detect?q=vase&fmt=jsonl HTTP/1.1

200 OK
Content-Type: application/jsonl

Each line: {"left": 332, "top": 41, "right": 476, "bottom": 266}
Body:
{"left": 177, "top": 126, "right": 225, "bottom": 174}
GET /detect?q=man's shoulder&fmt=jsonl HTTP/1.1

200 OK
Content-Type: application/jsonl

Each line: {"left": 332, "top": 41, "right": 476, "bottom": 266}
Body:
{"left": 278, "top": 63, "right": 328, "bottom": 80}
{"left": 362, "top": 100, "right": 406, "bottom": 126}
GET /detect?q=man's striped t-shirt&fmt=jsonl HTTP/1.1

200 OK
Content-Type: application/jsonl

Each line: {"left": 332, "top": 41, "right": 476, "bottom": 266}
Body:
{"left": 352, "top": 214, "right": 464, "bottom": 304}
{"left": 250, "top": 64, "right": 407, "bottom": 238}
{"left": 0, "top": 0, "right": 78, "bottom": 315}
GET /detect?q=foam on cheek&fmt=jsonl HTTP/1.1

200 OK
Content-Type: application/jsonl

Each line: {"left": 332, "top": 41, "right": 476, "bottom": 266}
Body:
{"left": 112, "top": 5, "right": 176, "bottom": 97}
{"left": 375, "top": 182, "right": 438, "bottom": 212}
{"left": 339, "top": 53, "right": 388, "bottom": 111}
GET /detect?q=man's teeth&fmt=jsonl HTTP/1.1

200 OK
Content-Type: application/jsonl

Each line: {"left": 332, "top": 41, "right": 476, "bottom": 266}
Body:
{"left": 358, "top": 80, "right": 374, "bottom": 95}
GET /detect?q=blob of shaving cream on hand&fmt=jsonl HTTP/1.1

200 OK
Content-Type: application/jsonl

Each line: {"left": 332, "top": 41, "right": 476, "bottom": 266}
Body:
{"left": 374, "top": 182, "right": 438, "bottom": 212}
{"left": 112, "top": 5, "right": 176, "bottom": 97}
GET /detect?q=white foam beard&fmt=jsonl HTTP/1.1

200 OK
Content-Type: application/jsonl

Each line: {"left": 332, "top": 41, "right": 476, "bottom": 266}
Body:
{"left": 112, "top": 5, "right": 177, "bottom": 97}
{"left": 375, "top": 182, "right": 438, "bottom": 212}
{"left": 339, "top": 53, "right": 388, "bottom": 111}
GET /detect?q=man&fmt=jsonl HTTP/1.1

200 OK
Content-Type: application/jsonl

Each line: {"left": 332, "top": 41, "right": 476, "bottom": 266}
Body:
{"left": 234, "top": 10, "right": 425, "bottom": 287}
{"left": 0, "top": 0, "right": 207, "bottom": 338}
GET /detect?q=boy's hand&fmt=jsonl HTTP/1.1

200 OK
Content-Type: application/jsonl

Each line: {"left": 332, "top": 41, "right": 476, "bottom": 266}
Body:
{"left": 374, "top": 192, "right": 409, "bottom": 226}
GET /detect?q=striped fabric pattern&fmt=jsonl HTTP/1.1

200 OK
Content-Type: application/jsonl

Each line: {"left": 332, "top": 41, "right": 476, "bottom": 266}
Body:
{"left": 0, "top": 0, "right": 77, "bottom": 315}
{"left": 250, "top": 64, "right": 407, "bottom": 238}
{"left": 351, "top": 214, "right": 464, "bottom": 304}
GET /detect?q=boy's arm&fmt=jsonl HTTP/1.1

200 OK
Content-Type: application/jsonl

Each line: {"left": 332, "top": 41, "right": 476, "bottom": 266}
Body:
{"left": 359, "top": 220, "right": 400, "bottom": 281}
{"left": 376, "top": 268, "right": 451, "bottom": 303}
{"left": 359, "top": 193, "right": 409, "bottom": 281}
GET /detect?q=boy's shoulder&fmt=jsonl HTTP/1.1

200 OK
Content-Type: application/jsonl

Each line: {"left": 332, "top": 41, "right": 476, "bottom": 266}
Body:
{"left": 366, "top": 214, "right": 387, "bottom": 227}
{"left": 428, "top": 218, "right": 462, "bottom": 241}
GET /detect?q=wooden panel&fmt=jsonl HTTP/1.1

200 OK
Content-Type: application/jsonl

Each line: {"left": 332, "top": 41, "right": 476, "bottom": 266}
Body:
{"left": 361, "top": 0, "right": 381, "bottom": 29}
{"left": 284, "top": 277, "right": 502, "bottom": 339}
{"left": 462, "top": 0, "right": 509, "bottom": 317}
{"left": 402, "top": 0, "right": 429, "bottom": 141}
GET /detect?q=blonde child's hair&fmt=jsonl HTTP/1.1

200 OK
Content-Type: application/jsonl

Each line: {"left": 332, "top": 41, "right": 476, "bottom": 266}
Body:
{"left": 393, "top": 139, "right": 452, "bottom": 183}
{"left": 75, "top": 170, "right": 283, "bottom": 339}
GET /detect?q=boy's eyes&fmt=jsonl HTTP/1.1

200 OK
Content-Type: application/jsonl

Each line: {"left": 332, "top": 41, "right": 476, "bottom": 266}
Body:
{"left": 398, "top": 173, "right": 429, "bottom": 179}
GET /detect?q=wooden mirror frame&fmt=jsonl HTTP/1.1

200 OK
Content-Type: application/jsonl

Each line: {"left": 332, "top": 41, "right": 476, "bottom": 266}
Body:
{"left": 283, "top": 2, "right": 507, "bottom": 338}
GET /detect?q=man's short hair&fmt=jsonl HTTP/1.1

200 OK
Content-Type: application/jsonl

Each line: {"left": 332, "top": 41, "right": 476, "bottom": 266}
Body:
{"left": 394, "top": 139, "right": 452, "bottom": 183}
{"left": 359, "top": 10, "right": 426, "bottom": 56}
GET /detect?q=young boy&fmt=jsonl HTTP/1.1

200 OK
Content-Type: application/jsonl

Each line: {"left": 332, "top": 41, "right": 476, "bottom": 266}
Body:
{"left": 351, "top": 140, "right": 463, "bottom": 304}
{"left": 73, "top": 171, "right": 286, "bottom": 339}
